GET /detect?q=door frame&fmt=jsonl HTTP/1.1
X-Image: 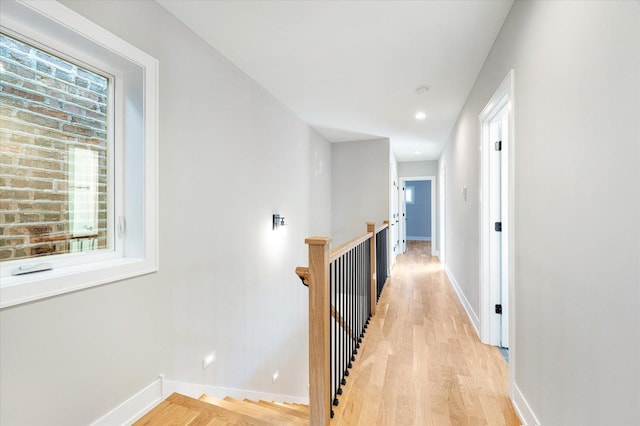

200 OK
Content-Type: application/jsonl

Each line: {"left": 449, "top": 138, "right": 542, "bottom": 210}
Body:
{"left": 400, "top": 176, "right": 436, "bottom": 253}
{"left": 439, "top": 165, "right": 445, "bottom": 262}
{"left": 390, "top": 175, "right": 399, "bottom": 270}
{"left": 479, "top": 69, "right": 516, "bottom": 393}
{"left": 399, "top": 183, "right": 406, "bottom": 253}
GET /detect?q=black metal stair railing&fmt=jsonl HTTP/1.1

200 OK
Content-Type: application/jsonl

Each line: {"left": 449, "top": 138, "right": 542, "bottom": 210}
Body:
{"left": 295, "top": 221, "right": 389, "bottom": 425}
{"left": 329, "top": 239, "right": 371, "bottom": 417}
{"left": 375, "top": 227, "right": 388, "bottom": 300}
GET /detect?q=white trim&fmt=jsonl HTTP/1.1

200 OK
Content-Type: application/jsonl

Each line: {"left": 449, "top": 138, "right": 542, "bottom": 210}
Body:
{"left": 90, "top": 376, "right": 163, "bottom": 426}
{"left": 432, "top": 249, "right": 440, "bottom": 257}
{"left": 479, "top": 71, "right": 516, "bottom": 401}
{"left": 0, "top": 0, "right": 159, "bottom": 308}
{"left": 439, "top": 165, "right": 446, "bottom": 263}
{"left": 512, "top": 383, "right": 541, "bottom": 426}
{"left": 479, "top": 71, "right": 511, "bottom": 346}
{"left": 478, "top": 69, "right": 517, "bottom": 398}
{"left": 444, "top": 264, "right": 480, "bottom": 338}
{"left": 400, "top": 176, "right": 436, "bottom": 256}
{"left": 163, "top": 380, "right": 309, "bottom": 405}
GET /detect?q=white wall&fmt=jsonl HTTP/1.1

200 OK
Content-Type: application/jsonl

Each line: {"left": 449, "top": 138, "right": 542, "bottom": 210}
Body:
{"left": 398, "top": 160, "right": 438, "bottom": 177}
{"left": 440, "top": 1, "right": 640, "bottom": 425}
{"left": 331, "top": 138, "right": 390, "bottom": 245}
{"left": 309, "top": 130, "right": 333, "bottom": 236}
{"left": 0, "top": 1, "right": 332, "bottom": 425}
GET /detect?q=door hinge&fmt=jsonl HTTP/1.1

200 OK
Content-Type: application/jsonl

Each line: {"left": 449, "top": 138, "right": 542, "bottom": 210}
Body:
{"left": 495, "top": 140, "right": 502, "bottom": 151}
{"left": 494, "top": 222, "right": 502, "bottom": 232}
{"left": 495, "top": 304, "right": 502, "bottom": 314}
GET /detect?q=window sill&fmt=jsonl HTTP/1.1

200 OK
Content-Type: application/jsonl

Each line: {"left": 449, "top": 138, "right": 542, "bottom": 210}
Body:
{"left": 0, "top": 257, "right": 158, "bottom": 309}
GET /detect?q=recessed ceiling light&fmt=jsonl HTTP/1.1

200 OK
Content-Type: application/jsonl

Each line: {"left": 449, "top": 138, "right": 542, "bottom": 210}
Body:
{"left": 415, "top": 111, "right": 427, "bottom": 120}
{"left": 415, "top": 86, "right": 430, "bottom": 95}
{"left": 414, "top": 151, "right": 422, "bottom": 155}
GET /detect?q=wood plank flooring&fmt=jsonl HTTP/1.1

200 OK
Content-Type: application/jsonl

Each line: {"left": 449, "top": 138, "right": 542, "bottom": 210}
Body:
{"left": 331, "top": 241, "right": 520, "bottom": 426}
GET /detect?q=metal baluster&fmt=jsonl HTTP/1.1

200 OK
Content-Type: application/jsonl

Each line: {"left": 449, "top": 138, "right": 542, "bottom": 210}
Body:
{"left": 338, "top": 256, "right": 343, "bottom": 392}
{"left": 339, "top": 255, "right": 347, "bottom": 386}
{"left": 356, "top": 243, "right": 360, "bottom": 352}
{"left": 351, "top": 247, "right": 356, "bottom": 364}
{"left": 330, "top": 261, "right": 336, "bottom": 411}
{"left": 359, "top": 242, "right": 363, "bottom": 345}
{"left": 347, "top": 248, "right": 351, "bottom": 366}
{"left": 334, "top": 258, "right": 339, "bottom": 399}
{"left": 354, "top": 245, "right": 358, "bottom": 359}
{"left": 367, "top": 242, "right": 371, "bottom": 319}
{"left": 377, "top": 234, "right": 381, "bottom": 299}
{"left": 359, "top": 242, "right": 364, "bottom": 344}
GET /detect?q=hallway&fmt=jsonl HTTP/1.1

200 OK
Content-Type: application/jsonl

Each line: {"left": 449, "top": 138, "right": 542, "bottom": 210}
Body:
{"left": 332, "top": 241, "right": 520, "bottom": 425}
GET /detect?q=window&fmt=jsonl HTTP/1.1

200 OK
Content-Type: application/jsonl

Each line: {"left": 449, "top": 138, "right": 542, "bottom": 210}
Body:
{"left": 1, "top": 32, "right": 111, "bottom": 261}
{"left": 0, "top": 1, "right": 158, "bottom": 308}
{"left": 405, "top": 186, "right": 415, "bottom": 204}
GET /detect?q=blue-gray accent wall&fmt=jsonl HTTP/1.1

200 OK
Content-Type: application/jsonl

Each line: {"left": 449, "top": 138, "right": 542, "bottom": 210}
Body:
{"left": 406, "top": 180, "right": 431, "bottom": 239}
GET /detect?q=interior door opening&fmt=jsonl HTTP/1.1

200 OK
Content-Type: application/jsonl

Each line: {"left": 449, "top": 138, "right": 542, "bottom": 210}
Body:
{"left": 489, "top": 114, "right": 509, "bottom": 351}
{"left": 480, "top": 70, "right": 514, "bottom": 377}
{"left": 400, "top": 176, "right": 436, "bottom": 256}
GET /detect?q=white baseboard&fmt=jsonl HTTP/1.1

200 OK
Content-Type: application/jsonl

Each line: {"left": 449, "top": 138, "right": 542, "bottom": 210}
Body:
{"left": 90, "top": 376, "right": 163, "bottom": 426}
{"left": 163, "top": 379, "right": 309, "bottom": 405}
{"left": 444, "top": 264, "right": 480, "bottom": 338}
{"left": 513, "top": 383, "right": 541, "bottom": 426}
{"left": 432, "top": 249, "right": 440, "bottom": 257}
{"left": 407, "top": 236, "right": 431, "bottom": 241}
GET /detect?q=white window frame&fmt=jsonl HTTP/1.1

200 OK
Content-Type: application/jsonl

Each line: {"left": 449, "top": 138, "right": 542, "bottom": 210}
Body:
{"left": 405, "top": 186, "right": 415, "bottom": 204}
{"left": 0, "top": 0, "right": 158, "bottom": 308}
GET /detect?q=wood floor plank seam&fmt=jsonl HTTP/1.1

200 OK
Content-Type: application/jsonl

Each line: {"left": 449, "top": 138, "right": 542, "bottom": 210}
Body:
{"left": 330, "top": 241, "right": 520, "bottom": 426}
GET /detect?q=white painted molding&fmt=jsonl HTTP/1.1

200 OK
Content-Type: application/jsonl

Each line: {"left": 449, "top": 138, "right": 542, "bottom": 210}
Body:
{"left": 432, "top": 249, "right": 440, "bottom": 257}
{"left": 444, "top": 264, "right": 480, "bottom": 338}
{"left": 400, "top": 176, "right": 437, "bottom": 258}
{"left": 512, "top": 383, "right": 541, "bottom": 426}
{"left": 90, "top": 376, "right": 163, "bottom": 426}
{"left": 407, "top": 236, "right": 431, "bottom": 241}
{"left": 0, "top": 0, "right": 159, "bottom": 308}
{"left": 163, "top": 380, "right": 309, "bottom": 405}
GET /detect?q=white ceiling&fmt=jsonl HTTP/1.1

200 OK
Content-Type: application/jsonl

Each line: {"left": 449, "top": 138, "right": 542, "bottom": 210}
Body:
{"left": 157, "top": 0, "right": 513, "bottom": 161}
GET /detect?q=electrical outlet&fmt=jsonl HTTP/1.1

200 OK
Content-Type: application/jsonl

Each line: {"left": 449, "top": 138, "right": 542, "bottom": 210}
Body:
{"left": 272, "top": 370, "right": 279, "bottom": 383}
{"left": 203, "top": 351, "right": 216, "bottom": 369}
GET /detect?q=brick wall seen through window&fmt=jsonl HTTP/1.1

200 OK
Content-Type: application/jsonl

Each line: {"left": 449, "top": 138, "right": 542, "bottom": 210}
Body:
{"left": 0, "top": 32, "right": 109, "bottom": 261}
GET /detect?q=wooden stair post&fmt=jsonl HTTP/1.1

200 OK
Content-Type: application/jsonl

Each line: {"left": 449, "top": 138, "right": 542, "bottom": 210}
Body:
{"left": 366, "top": 222, "right": 377, "bottom": 316}
{"left": 305, "top": 236, "right": 331, "bottom": 426}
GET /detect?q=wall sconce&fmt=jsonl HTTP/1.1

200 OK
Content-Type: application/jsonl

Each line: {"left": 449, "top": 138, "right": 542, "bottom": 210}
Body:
{"left": 272, "top": 214, "right": 286, "bottom": 230}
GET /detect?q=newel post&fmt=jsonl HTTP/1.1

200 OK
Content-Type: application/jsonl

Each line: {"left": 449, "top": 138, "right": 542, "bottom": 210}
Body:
{"left": 366, "top": 222, "right": 377, "bottom": 316}
{"left": 305, "top": 236, "right": 331, "bottom": 426}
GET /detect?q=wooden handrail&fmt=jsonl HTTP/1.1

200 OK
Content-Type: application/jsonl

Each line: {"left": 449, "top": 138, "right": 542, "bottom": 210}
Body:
{"left": 375, "top": 222, "right": 389, "bottom": 234}
{"left": 297, "top": 221, "right": 388, "bottom": 426}
{"left": 295, "top": 266, "right": 309, "bottom": 286}
{"left": 299, "top": 266, "right": 361, "bottom": 339}
{"left": 331, "top": 305, "right": 356, "bottom": 341}
{"left": 329, "top": 231, "right": 373, "bottom": 262}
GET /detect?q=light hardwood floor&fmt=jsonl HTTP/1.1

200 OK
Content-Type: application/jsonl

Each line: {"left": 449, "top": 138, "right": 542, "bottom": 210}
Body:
{"left": 331, "top": 241, "right": 520, "bottom": 426}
